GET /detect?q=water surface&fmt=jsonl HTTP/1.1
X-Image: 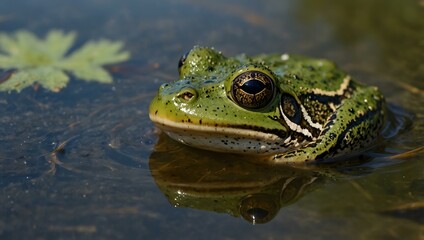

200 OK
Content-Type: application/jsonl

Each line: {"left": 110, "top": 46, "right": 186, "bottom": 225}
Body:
{"left": 1, "top": 0, "right": 423, "bottom": 239}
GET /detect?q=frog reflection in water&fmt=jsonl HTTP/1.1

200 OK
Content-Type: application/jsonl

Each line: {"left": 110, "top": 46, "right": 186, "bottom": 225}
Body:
{"left": 149, "top": 46, "right": 386, "bottom": 163}
{"left": 149, "top": 133, "right": 323, "bottom": 224}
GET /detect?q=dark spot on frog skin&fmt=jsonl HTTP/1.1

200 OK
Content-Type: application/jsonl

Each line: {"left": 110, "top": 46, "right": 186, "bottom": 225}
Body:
{"left": 308, "top": 143, "right": 317, "bottom": 148}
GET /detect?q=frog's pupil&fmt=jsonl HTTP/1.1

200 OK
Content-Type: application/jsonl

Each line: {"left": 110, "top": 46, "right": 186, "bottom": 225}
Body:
{"left": 241, "top": 79, "right": 266, "bottom": 94}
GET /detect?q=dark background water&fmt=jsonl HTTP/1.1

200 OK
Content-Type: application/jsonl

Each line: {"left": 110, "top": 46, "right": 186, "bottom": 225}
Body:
{"left": 1, "top": 0, "right": 423, "bottom": 239}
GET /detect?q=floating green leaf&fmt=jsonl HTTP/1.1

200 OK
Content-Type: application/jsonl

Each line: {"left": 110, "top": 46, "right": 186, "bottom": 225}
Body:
{"left": 0, "top": 29, "right": 130, "bottom": 92}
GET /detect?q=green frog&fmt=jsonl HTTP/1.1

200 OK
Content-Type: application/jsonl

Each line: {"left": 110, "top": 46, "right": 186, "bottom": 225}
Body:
{"left": 149, "top": 46, "right": 386, "bottom": 163}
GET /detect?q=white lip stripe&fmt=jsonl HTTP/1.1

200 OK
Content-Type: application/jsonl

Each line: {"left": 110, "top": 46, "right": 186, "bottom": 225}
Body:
{"left": 293, "top": 177, "right": 318, "bottom": 199}
{"left": 150, "top": 113, "right": 284, "bottom": 141}
{"left": 280, "top": 176, "right": 296, "bottom": 194}
{"left": 328, "top": 102, "right": 337, "bottom": 112}
{"left": 279, "top": 105, "right": 315, "bottom": 139}
{"left": 309, "top": 76, "right": 351, "bottom": 96}
{"left": 300, "top": 105, "right": 323, "bottom": 131}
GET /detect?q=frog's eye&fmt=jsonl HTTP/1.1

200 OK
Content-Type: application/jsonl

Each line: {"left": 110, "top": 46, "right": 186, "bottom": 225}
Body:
{"left": 239, "top": 194, "right": 278, "bottom": 224}
{"left": 231, "top": 71, "right": 275, "bottom": 109}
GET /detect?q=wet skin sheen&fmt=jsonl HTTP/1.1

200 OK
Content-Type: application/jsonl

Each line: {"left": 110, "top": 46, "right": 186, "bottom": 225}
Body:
{"left": 149, "top": 46, "right": 386, "bottom": 163}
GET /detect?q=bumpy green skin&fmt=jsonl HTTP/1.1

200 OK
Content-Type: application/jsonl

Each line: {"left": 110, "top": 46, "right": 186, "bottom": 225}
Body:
{"left": 149, "top": 46, "right": 386, "bottom": 163}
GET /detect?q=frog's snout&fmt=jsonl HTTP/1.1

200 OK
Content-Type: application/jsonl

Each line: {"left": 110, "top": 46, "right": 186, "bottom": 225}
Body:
{"left": 175, "top": 87, "right": 198, "bottom": 103}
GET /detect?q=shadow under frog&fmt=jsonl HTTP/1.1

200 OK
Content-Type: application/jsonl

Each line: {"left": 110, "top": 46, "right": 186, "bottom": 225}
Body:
{"left": 149, "top": 133, "right": 329, "bottom": 224}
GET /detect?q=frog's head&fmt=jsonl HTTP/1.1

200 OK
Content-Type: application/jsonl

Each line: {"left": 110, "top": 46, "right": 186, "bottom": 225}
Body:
{"left": 149, "top": 46, "right": 291, "bottom": 155}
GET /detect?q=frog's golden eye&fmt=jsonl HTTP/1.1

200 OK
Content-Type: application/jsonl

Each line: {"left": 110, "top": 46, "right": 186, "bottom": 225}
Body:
{"left": 231, "top": 71, "right": 275, "bottom": 109}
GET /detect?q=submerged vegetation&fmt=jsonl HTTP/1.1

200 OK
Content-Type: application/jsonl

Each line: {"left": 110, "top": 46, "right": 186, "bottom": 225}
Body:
{"left": 0, "top": 30, "right": 130, "bottom": 92}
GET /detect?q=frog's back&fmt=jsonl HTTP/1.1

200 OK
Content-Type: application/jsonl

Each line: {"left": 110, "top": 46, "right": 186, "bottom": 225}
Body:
{"left": 252, "top": 54, "right": 357, "bottom": 126}
{"left": 249, "top": 53, "right": 386, "bottom": 162}
{"left": 250, "top": 54, "right": 355, "bottom": 94}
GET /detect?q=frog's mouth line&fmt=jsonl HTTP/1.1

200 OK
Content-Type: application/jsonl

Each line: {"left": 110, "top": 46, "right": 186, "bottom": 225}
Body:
{"left": 150, "top": 113, "right": 296, "bottom": 154}
{"left": 149, "top": 113, "right": 284, "bottom": 141}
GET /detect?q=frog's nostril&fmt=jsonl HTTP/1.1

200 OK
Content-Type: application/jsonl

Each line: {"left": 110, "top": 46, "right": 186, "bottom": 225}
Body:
{"left": 176, "top": 88, "right": 197, "bottom": 102}
{"left": 159, "top": 83, "right": 169, "bottom": 91}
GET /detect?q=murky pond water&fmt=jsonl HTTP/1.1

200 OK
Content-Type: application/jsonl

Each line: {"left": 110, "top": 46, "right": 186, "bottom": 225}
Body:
{"left": 1, "top": 0, "right": 423, "bottom": 239}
